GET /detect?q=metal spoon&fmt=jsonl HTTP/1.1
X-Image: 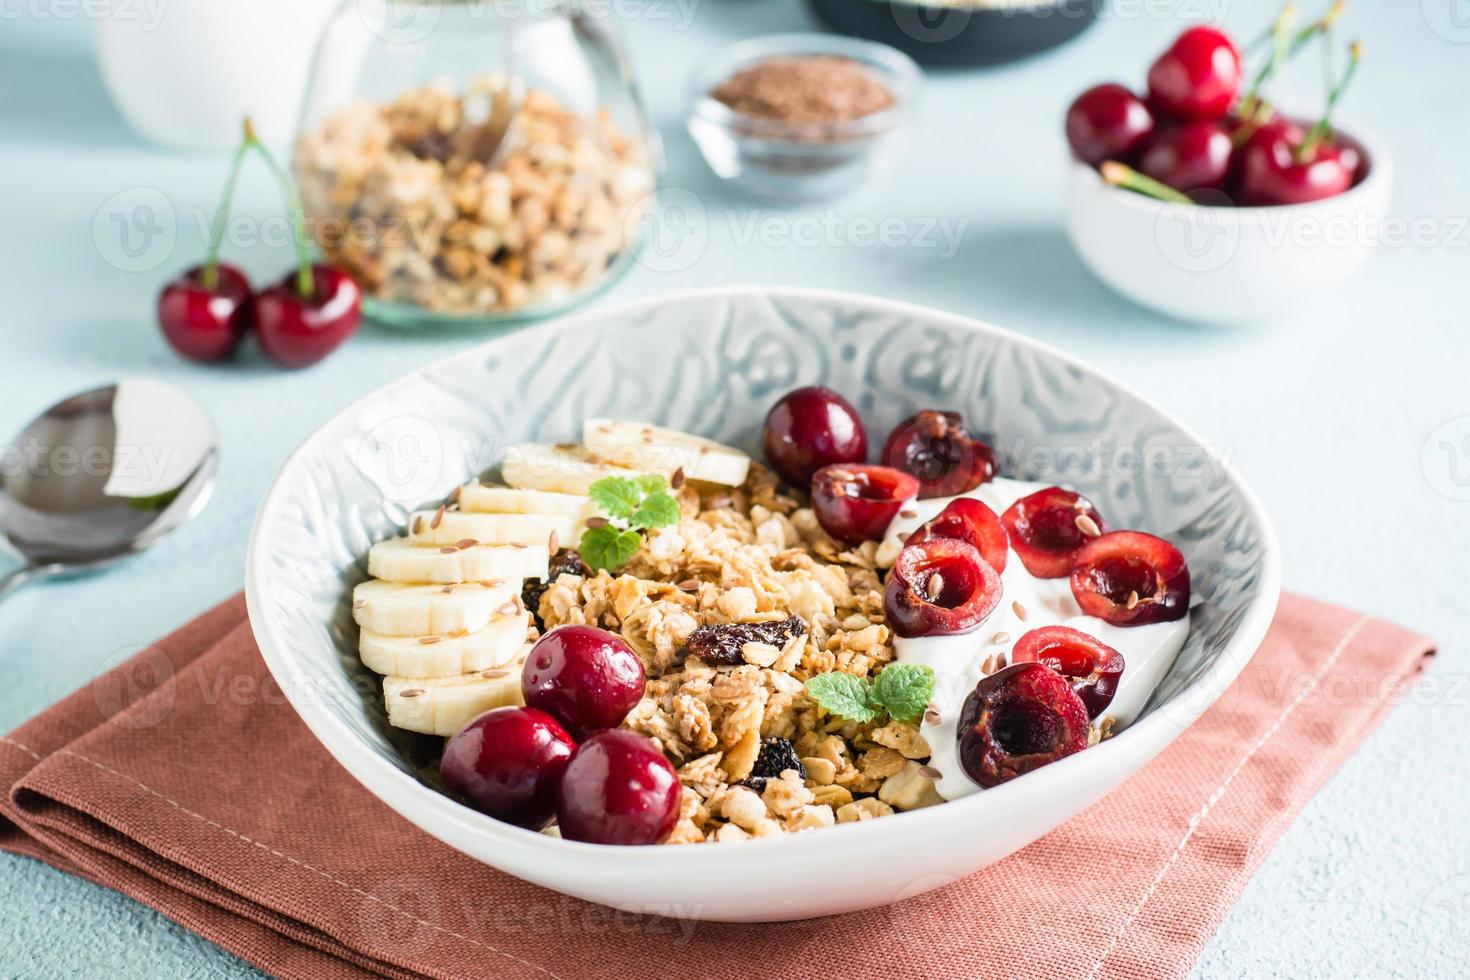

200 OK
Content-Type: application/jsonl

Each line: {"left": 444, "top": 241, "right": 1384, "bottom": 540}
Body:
{"left": 0, "top": 380, "right": 217, "bottom": 602}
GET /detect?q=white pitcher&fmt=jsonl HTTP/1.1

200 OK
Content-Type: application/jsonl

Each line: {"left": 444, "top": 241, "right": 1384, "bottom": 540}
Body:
{"left": 95, "top": 0, "right": 338, "bottom": 149}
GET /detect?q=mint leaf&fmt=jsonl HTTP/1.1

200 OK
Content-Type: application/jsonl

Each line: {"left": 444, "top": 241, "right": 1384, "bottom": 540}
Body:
{"left": 579, "top": 525, "right": 643, "bottom": 572}
{"left": 588, "top": 477, "right": 640, "bottom": 521}
{"left": 804, "top": 673, "right": 879, "bottom": 724}
{"left": 870, "top": 663, "right": 936, "bottom": 723}
{"left": 630, "top": 492, "right": 680, "bottom": 531}
{"left": 635, "top": 473, "right": 668, "bottom": 496}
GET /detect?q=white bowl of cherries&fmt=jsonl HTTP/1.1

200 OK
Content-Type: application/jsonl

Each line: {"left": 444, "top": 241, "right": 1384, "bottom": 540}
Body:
{"left": 1064, "top": 5, "right": 1392, "bottom": 323}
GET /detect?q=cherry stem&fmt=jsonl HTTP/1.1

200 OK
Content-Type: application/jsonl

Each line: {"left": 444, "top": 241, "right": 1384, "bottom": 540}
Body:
{"left": 1298, "top": 40, "right": 1362, "bottom": 162}
{"left": 202, "top": 121, "right": 254, "bottom": 293}
{"left": 1100, "top": 162, "right": 1188, "bottom": 204}
{"left": 243, "top": 120, "right": 314, "bottom": 299}
{"left": 1239, "top": 1, "right": 1346, "bottom": 120}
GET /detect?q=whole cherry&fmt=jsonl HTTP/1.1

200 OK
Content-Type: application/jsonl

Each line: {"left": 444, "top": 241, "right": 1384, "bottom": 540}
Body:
{"left": 1065, "top": 83, "right": 1155, "bottom": 166}
{"left": 157, "top": 125, "right": 255, "bottom": 364}
{"left": 761, "top": 386, "right": 869, "bottom": 489}
{"left": 1237, "top": 38, "right": 1365, "bottom": 206}
{"left": 1146, "top": 26, "right": 1243, "bottom": 121}
{"left": 1236, "top": 119, "right": 1356, "bottom": 207}
{"left": 157, "top": 263, "right": 253, "bottom": 363}
{"left": 521, "top": 625, "right": 645, "bottom": 740}
{"left": 1139, "top": 121, "right": 1234, "bottom": 197}
{"left": 440, "top": 706, "right": 575, "bottom": 829}
{"left": 248, "top": 120, "right": 361, "bottom": 367}
{"left": 557, "top": 730, "right": 681, "bottom": 845}
{"left": 254, "top": 264, "right": 363, "bottom": 369}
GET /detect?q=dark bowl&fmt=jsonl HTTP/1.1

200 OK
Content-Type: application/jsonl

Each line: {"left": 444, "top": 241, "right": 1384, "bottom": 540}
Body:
{"left": 806, "top": 0, "right": 1100, "bottom": 67}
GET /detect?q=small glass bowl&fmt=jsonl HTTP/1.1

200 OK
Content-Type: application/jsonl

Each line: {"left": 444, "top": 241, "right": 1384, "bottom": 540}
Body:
{"left": 687, "top": 33, "right": 922, "bottom": 202}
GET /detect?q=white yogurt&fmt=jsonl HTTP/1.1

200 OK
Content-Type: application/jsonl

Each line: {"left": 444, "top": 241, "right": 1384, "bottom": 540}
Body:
{"left": 879, "top": 478, "right": 1190, "bottom": 801}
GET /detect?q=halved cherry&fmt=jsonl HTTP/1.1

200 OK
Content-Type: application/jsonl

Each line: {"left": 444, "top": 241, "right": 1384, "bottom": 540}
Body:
{"left": 1011, "top": 626, "right": 1124, "bottom": 719}
{"left": 1001, "top": 487, "right": 1107, "bottom": 578}
{"left": 904, "top": 497, "right": 1008, "bottom": 573}
{"left": 957, "top": 662, "right": 1090, "bottom": 788}
{"left": 884, "top": 538, "right": 1002, "bottom": 638}
{"left": 811, "top": 464, "right": 919, "bottom": 544}
{"left": 880, "top": 411, "right": 997, "bottom": 499}
{"left": 1070, "top": 531, "right": 1190, "bottom": 626}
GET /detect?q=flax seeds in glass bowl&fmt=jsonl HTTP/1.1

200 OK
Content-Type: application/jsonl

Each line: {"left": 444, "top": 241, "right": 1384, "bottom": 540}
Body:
{"left": 687, "top": 34, "right": 921, "bottom": 202}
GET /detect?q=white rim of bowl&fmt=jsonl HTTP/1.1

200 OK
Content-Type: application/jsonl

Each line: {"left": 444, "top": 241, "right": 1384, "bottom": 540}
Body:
{"left": 246, "top": 285, "right": 1282, "bottom": 868}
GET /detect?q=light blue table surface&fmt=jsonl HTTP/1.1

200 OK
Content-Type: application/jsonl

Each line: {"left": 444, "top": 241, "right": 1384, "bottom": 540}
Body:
{"left": 2, "top": 1, "right": 1467, "bottom": 976}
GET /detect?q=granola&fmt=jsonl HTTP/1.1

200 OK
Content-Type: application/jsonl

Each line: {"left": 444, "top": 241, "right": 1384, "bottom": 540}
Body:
{"left": 294, "top": 76, "right": 653, "bottom": 317}
{"left": 535, "top": 464, "right": 938, "bottom": 843}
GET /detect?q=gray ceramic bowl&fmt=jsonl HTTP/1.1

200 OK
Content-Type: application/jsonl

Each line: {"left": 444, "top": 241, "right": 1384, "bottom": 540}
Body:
{"left": 246, "top": 287, "right": 1280, "bottom": 920}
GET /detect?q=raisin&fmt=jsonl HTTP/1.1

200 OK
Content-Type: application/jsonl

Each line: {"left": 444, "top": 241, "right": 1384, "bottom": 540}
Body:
{"left": 522, "top": 548, "right": 592, "bottom": 630}
{"left": 749, "top": 736, "right": 805, "bottom": 782}
{"left": 682, "top": 616, "right": 805, "bottom": 667}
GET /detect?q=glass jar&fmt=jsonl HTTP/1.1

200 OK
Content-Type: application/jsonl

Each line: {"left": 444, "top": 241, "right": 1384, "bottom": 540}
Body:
{"left": 294, "top": 0, "right": 659, "bottom": 329}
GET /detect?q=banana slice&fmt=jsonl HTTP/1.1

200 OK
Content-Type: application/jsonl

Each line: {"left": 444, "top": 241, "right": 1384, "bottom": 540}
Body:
{"left": 360, "top": 611, "right": 530, "bottom": 679}
{"left": 384, "top": 657, "right": 527, "bottom": 736}
{"left": 500, "top": 443, "right": 646, "bottom": 494}
{"left": 407, "top": 510, "right": 579, "bottom": 550}
{"left": 352, "top": 580, "right": 518, "bottom": 637}
{"left": 368, "top": 537, "right": 549, "bottom": 584}
{"left": 458, "top": 484, "right": 598, "bottom": 523}
{"left": 582, "top": 418, "right": 750, "bottom": 486}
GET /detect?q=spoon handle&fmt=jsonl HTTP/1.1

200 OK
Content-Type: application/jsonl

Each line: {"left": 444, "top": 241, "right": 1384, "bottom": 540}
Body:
{"left": 0, "top": 563, "right": 39, "bottom": 603}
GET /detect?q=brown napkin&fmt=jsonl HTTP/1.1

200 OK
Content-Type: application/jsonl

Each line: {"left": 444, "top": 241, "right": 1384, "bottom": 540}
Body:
{"left": 0, "top": 594, "right": 1433, "bottom": 980}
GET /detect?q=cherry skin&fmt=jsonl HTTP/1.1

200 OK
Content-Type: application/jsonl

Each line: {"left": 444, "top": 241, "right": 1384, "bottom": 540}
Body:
{"left": 253, "top": 264, "right": 362, "bottom": 369}
{"left": 557, "top": 730, "right": 681, "bottom": 845}
{"left": 1146, "top": 26, "right": 1243, "bottom": 121}
{"left": 157, "top": 264, "right": 252, "bottom": 363}
{"left": 1070, "top": 530, "right": 1191, "bottom": 626}
{"left": 521, "top": 625, "right": 645, "bottom": 740}
{"left": 439, "top": 706, "right": 575, "bottom": 830}
{"left": 1139, "top": 121, "right": 1234, "bottom": 197}
{"left": 761, "top": 386, "right": 868, "bottom": 489}
{"left": 958, "top": 662, "right": 1090, "bottom": 788}
{"left": 1236, "top": 122, "right": 1356, "bottom": 206}
{"left": 1011, "top": 625, "right": 1125, "bottom": 719}
{"left": 884, "top": 537, "right": 1002, "bottom": 638}
{"left": 1065, "top": 83, "right": 1155, "bottom": 166}
{"left": 811, "top": 463, "right": 919, "bottom": 543}
{"left": 1001, "top": 487, "right": 1107, "bottom": 579}
{"left": 904, "top": 497, "right": 1008, "bottom": 573}
{"left": 880, "top": 410, "right": 997, "bottom": 499}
